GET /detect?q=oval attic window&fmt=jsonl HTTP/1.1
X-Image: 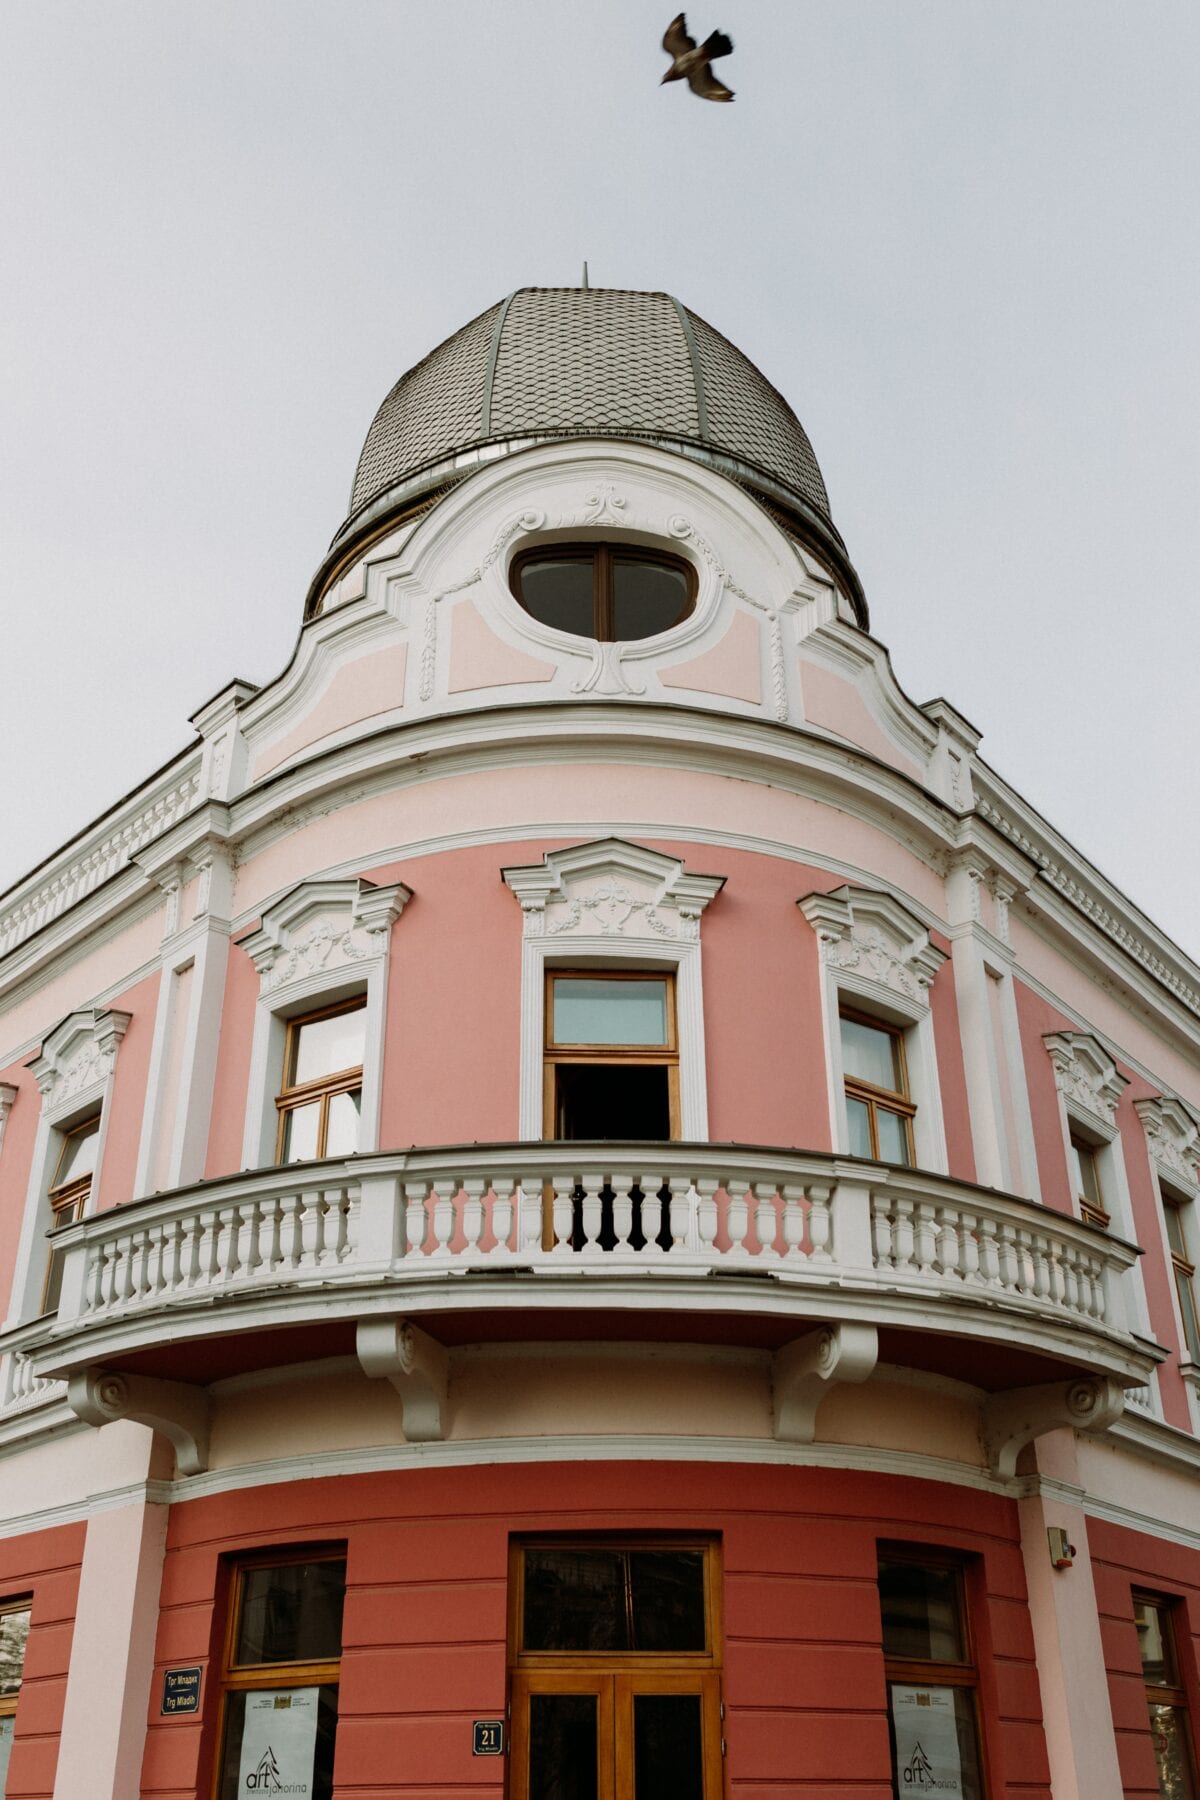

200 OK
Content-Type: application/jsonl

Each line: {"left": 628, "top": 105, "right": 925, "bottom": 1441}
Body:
{"left": 511, "top": 544, "right": 695, "bottom": 642}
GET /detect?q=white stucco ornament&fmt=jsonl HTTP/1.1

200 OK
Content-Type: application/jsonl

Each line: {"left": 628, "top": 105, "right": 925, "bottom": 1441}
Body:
{"left": 797, "top": 886, "right": 946, "bottom": 1007}
{"left": 502, "top": 839, "right": 724, "bottom": 943}
{"left": 1043, "top": 1032, "right": 1128, "bottom": 1130}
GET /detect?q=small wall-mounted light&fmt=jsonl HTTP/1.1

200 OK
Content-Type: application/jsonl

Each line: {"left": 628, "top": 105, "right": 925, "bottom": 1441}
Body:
{"left": 1048, "top": 1527, "right": 1076, "bottom": 1569}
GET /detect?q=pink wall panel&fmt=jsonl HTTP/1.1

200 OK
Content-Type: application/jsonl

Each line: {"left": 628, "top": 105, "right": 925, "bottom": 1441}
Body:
{"left": 0, "top": 1064, "right": 41, "bottom": 1320}
{"left": 140, "top": 1460, "right": 1049, "bottom": 1800}
{"left": 0, "top": 1522, "right": 85, "bottom": 1800}
{"left": 1014, "top": 981, "right": 1076, "bottom": 1214}
{"left": 204, "top": 935, "right": 259, "bottom": 1179}
{"left": 1114, "top": 1069, "right": 1194, "bottom": 1430}
{"left": 929, "top": 953, "right": 977, "bottom": 1183}
{"left": 96, "top": 971, "right": 159, "bottom": 1211}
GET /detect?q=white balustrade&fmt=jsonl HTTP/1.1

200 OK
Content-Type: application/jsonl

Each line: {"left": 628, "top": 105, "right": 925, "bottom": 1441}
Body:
{"left": 0, "top": 1148, "right": 1148, "bottom": 1422}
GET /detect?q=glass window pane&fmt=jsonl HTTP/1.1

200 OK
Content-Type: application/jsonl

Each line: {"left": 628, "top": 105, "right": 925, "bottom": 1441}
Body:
{"left": 0, "top": 1714, "right": 13, "bottom": 1796}
{"left": 0, "top": 1608, "right": 30, "bottom": 1698}
{"left": 52, "top": 1119, "right": 100, "bottom": 1189}
{"left": 1176, "top": 1271, "right": 1200, "bottom": 1361}
{"left": 235, "top": 1559, "right": 346, "bottom": 1667}
{"left": 630, "top": 1551, "right": 706, "bottom": 1651}
{"left": 889, "top": 1683, "right": 985, "bottom": 1800}
{"left": 524, "top": 1550, "right": 627, "bottom": 1651}
{"left": 553, "top": 979, "right": 668, "bottom": 1047}
{"left": 1148, "top": 1703, "right": 1199, "bottom": 1800}
{"left": 1165, "top": 1205, "right": 1189, "bottom": 1260}
{"left": 282, "top": 1102, "right": 321, "bottom": 1164}
{"left": 1069, "top": 1135, "right": 1104, "bottom": 1211}
{"left": 879, "top": 1561, "right": 965, "bottom": 1663}
{"left": 633, "top": 1694, "right": 703, "bottom": 1800}
{"left": 217, "top": 1683, "right": 338, "bottom": 1800}
{"left": 876, "top": 1107, "right": 912, "bottom": 1167}
{"left": 518, "top": 557, "right": 596, "bottom": 638}
{"left": 846, "top": 1095, "right": 873, "bottom": 1159}
{"left": 611, "top": 558, "right": 690, "bottom": 640}
{"left": 840, "top": 1016, "right": 903, "bottom": 1093}
{"left": 291, "top": 1008, "right": 366, "bottom": 1086}
{"left": 1135, "top": 1597, "right": 1177, "bottom": 1687}
{"left": 529, "top": 1694, "right": 598, "bottom": 1800}
{"left": 324, "top": 1089, "right": 362, "bottom": 1158}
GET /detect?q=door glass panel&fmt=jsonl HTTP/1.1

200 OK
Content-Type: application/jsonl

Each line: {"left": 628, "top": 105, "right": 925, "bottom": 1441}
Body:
{"left": 553, "top": 979, "right": 669, "bottom": 1047}
{"left": 529, "top": 1694, "right": 599, "bottom": 1800}
{"left": 1148, "top": 1704, "right": 1198, "bottom": 1800}
{"left": 633, "top": 1694, "right": 703, "bottom": 1800}
{"left": 629, "top": 1552, "right": 706, "bottom": 1652}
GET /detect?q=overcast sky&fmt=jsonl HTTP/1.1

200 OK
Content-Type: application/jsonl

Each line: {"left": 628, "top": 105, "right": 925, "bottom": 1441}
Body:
{"left": 2, "top": 2, "right": 1197, "bottom": 959}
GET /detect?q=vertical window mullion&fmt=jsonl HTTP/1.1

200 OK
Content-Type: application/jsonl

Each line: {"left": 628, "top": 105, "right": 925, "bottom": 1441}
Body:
{"left": 596, "top": 545, "right": 613, "bottom": 640}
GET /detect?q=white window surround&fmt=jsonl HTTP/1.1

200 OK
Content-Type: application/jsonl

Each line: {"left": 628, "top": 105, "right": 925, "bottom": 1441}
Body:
{"left": 501, "top": 839, "right": 725, "bottom": 1141}
{"left": 7, "top": 1006, "right": 131, "bottom": 1326}
{"left": 798, "top": 885, "right": 949, "bottom": 1173}
{"left": 238, "top": 876, "right": 412, "bottom": 1169}
{"left": 1134, "top": 1092, "right": 1200, "bottom": 1428}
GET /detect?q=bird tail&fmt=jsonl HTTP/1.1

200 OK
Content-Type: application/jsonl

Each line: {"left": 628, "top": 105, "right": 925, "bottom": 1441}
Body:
{"left": 702, "top": 31, "right": 733, "bottom": 59}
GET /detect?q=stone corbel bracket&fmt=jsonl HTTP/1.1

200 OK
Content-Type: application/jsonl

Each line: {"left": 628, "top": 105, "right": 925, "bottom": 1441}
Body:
{"left": 773, "top": 1323, "right": 879, "bottom": 1443}
{"left": 357, "top": 1318, "right": 450, "bottom": 1442}
{"left": 983, "top": 1376, "right": 1126, "bottom": 1479}
{"left": 67, "top": 1367, "right": 211, "bottom": 1476}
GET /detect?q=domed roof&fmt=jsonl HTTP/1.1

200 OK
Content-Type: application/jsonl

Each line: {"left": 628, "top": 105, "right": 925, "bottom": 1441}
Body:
{"left": 317, "top": 287, "right": 866, "bottom": 626}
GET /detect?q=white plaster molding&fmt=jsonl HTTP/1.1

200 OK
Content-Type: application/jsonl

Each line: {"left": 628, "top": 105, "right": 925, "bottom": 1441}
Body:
{"left": 502, "top": 840, "right": 725, "bottom": 1140}
{"left": 983, "top": 1377, "right": 1126, "bottom": 1479}
{"left": 798, "top": 884, "right": 947, "bottom": 1007}
{"left": 190, "top": 678, "right": 256, "bottom": 803}
{"left": 356, "top": 1318, "right": 449, "bottom": 1442}
{"left": 29, "top": 1007, "right": 131, "bottom": 1112}
{"left": 772, "top": 1323, "right": 878, "bottom": 1442}
{"left": 1043, "top": 1032, "right": 1128, "bottom": 1131}
{"left": 239, "top": 876, "right": 412, "bottom": 1168}
{"left": 1134, "top": 1094, "right": 1200, "bottom": 1195}
{"left": 67, "top": 1367, "right": 210, "bottom": 1477}
{"left": 0, "top": 1083, "right": 17, "bottom": 1155}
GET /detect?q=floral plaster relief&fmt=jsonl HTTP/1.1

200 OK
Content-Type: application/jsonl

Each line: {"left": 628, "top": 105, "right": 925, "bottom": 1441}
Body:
{"left": 448, "top": 599, "right": 556, "bottom": 693}
{"left": 800, "top": 660, "right": 923, "bottom": 783}
{"left": 253, "top": 643, "right": 409, "bottom": 780}
{"left": 659, "top": 609, "right": 762, "bottom": 705}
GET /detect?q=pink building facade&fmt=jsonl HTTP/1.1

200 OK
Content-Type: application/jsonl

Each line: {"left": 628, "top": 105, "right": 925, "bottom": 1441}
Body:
{"left": 0, "top": 288, "right": 1198, "bottom": 1799}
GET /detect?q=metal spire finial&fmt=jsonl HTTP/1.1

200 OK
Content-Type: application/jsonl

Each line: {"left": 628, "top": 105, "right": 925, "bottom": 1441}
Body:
{"left": 581, "top": 261, "right": 589, "bottom": 289}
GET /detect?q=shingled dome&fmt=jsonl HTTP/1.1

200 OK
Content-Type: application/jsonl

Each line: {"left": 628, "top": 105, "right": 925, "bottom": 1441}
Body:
{"left": 321, "top": 287, "right": 867, "bottom": 626}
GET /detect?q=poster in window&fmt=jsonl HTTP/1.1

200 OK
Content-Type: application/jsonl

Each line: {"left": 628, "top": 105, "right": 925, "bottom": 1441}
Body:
{"left": 890, "top": 1685, "right": 964, "bottom": 1795}
{"left": 238, "top": 1686, "right": 320, "bottom": 1795}
{"left": 0, "top": 1715, "right": 13, "bottom": 1795}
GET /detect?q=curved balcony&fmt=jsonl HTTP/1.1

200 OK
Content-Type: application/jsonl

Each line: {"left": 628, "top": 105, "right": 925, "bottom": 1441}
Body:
{"left": 5, "top": 1146, "right": 1158, "bottom": 1427}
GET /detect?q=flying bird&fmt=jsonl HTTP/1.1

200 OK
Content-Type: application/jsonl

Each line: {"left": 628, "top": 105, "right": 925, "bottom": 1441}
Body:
{"left": 661, "top": 13, "right": 735, "bottom": 102}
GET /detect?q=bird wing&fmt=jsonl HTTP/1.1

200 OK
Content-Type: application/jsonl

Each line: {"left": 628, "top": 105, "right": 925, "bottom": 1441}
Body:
{"left": 663, "top": 13, "right": 695, "bottom": 56}
{"left": 687, "top": 62, "right": 735, "bottom": 101}
{"left": 699, "top": 30, "right": 733, "bottom": 60}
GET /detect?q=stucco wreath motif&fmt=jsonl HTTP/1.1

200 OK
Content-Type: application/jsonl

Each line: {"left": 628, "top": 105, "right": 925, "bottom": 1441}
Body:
{"left": 545, "top": 877, "right": 684, "bottom": 941}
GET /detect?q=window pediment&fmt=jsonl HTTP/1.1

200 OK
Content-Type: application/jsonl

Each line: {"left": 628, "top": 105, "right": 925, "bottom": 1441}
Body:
{"left": 1043, "top": 1032, "right": 1128, "bottom": 1131}
{"left": 241, "top": 877, "right": 412, "bottom": 996}
{"left": 1134, "top": 1093, "right": 1200, "bottom": 1194}
{"left": 502, "top": 839, "right": 725, "bottom": 944}
{"left": 28, "top": 1008, "right": 131, "bottom": 1112}
{"left": 798, "top": 886, "right": 946, "bottom": 1009}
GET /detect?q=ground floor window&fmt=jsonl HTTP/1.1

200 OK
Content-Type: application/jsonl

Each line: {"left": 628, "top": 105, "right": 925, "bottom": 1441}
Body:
{"left": 215, "top": 1550, "right": 345, "bottom": 1800}
{"left": 1134, "top": 1591, "right": 1198, "bottom": 1800}
{"left": 878, "top": 1549, "right": 986, "bottom": 1799}
{"left": 509, "top": 1540, "right": 723, "bottom": 1800}
{"left": 0, "top": 1599, "right": 31, "bottom": 1800}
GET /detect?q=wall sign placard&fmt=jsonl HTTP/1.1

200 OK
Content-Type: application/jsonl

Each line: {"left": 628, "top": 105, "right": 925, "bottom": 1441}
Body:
{"left": 160, "top": 1665, "right": 202, "bottom": 1715}
{"left": 472, "top": 1719, "right": 505, "bottom": 1756}
{"left": 889, "top": 1685, "right": 964, "bottom": 1794}
{"left": 239, "top": 1686, "right": 319, "bottom": 1794}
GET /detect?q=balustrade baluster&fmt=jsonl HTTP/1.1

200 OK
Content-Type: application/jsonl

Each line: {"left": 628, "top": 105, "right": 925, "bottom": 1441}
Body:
{"left": 695, "top": 1179, "right": 719, "bottom": 1260}
{"left": 85, "top": 1246, "right": 104, "bottom": 1312}
{"left": 259, "top": 1198, "right": 282, "bottom": 1274}
{"left": 277, "top": 1195, "right": 302, "bottom": 1270}
{"left": 1091, "top": 1257, "right": 1108, "bottom": 1321}
{"left": 958, "top": 1214, "right": 981, "bottom": 1284}
{"left": 670, "top": 1179, "right": 693, "bottom": 1254}
{"left": 977, "top": 1218, "right": 1000, "bottom": 1288}
{"left": 892, "top": 1199, "right": 915, "bottom": 1272}
{"left": 806, "top": 1185, "right": 831, "bottom": 1262}
{"left": 936, "top": 1208, "right": 961, "bottom": 1281}
{"left": 219, "top": 1206, "right": 242, "bottom": 1282}
{"left": 518, "top": 1182, "right": 542, "bottom": 1260}
{"left": 753, "top": 1183, "right": 778, "bottom": 1258}
{"left": 578, "top": 1175, "right": 603, "bottom": 1253}
{"left": 116, "top": 1232, "right": 136, "bottom": 1304}
{"left": 1062, "top": 1250, "right": 1080, "bottom": 1314}
{"left": 462, "top": 1180, "right": 486, "bottom": 1257}
{"left": 100, "top": 1239, "right": 119, "bottom": 1307}
{"left": 1030, "top": 1233, "right": 1052, "bottom": 1302}
{"left": 432, "top": 1186, "right": 455, "bottom": 1257}
{"left": 779, "top": 1183, "right": 806, "bottom": 1260}
{"left": 131, "top": 1229, "right": 151, "bottom": 1303}
{"left": 726, "top": 1184, "right": 751, "bottom": 1258}
{"left": 241, "top": 1202, "right": 263, "bottom": 1279}
{"left": 914, "top": 1203, "right": 938, "bottom": 1274}
{"left": 610, "top": 1174, "right": 635, "bottom": 1252}
{"left": 871, "top": 1195, "right": 895, "bottom": 1270}
{"left": 639, "top": 1176, "right": 662, "bottom": 1255}
{"left": 551, "top": 1174, "right": 574, "bottom": 1253}
{"left": 491, "top": 1181, "right": 515, "bottom": 1256}
{"left": 405, "top": 1182, "right": 431, "bottom": 1258}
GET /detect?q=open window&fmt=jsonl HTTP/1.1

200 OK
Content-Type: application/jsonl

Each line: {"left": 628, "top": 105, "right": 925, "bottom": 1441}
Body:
{"left": 215, "top": 1551, "right": 346, "bottom": 1800}
{"left": 840, "top": 1009, "right": 915, "bottom": 1167}
{"left": 275, "top": 999, "right": 366, "bottom": 1164}
{"left": 544, "top": 971, "right": 679, "bottom": 1142}
{"left": 43, "top": 1114, "right": 100, "bottom": 1313}
{"left": 1068, "top": 1123, "right": 1110, "bottom": 1230}
{"left": 877, "top": 1549, "right": 987, "bottom": 1799}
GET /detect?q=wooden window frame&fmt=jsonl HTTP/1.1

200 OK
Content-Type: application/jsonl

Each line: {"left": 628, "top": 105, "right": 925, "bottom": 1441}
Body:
{"left": 42, "top": 1115, "right": 100, "bottom": 1313}
{"left": 1068, "top": 1125, "right": 1111, "bottom": 1230}
{"left": 840, "top": 1007, "right": 916, "bottom": 1164}
{"left": 211, "top": 1548, "right": 345, "bottom": 1800}
{"left": 510, "top": 543, "right": 696, "bottom": 643}
{"left": 274, "top": 997, "right": 366, "bottom": 1165}
{"left": 509, "top": 1536, "right": 721, "bottom": 1672}
{"left": 878, "top": 1545, "right": 989, "bottom": 1800}
{"left": 1133, "top": 1590, "right": 1200, "bottom": 1798}
{"left": 543, "top": 970, "right": 680, "bottom": 1142}
{"left": 1163, "top": 1195, "right": 1200, "bottom": 1362}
